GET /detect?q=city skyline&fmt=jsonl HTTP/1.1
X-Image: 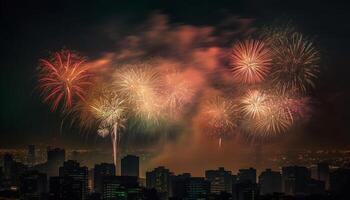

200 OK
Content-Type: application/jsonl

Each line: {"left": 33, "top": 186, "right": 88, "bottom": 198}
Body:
{"left": 1, "top": 0, "right": 350, "bottom": 199}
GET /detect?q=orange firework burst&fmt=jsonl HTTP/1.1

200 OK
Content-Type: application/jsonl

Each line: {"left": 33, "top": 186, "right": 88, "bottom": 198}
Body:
{"left": 200, "top": 96, "right": 237, "bottom": 147}
{"left": 240, "top": 89, "right": 293, "bottom": 137}
{"left": 230, "top": 40, "right": 272, "bottom": 84}
{"left": 241, "top": 90, "right": 269, "bottom": 119}
{"left": 269, "top": 32, "right": 320, "bottom": 93}
{"left": 37, "top": 50, "right": 93, "bottom": 111}
{"left": 113, "top": 64, "right": 161, "bottom": 123}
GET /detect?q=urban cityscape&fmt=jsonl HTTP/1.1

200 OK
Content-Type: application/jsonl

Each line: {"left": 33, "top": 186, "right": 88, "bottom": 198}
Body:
{"left": 0, "top": 145, "right": 350, "bottom": 199}
{"left": 2, "top": 0, "right": 350, "bottom": 199}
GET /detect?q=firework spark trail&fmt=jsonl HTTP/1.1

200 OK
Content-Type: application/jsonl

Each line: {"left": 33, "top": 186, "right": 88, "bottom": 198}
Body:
{"left": 230, "top": 40, "right": 272, "bottom": 84}
{"left": 87, "top": 89, "right": 126, "bottom": 167}
{"left": 37, "top": 50, "right": 93, "bottom": 111}
{"left": 114, "top": 64, "right": 162, "bottom": 123}
{"left": 268, "top": 32, "right": 320, "bottom": 93}
{"left": 200, "top": 96, "right": 237, "bottom": 147}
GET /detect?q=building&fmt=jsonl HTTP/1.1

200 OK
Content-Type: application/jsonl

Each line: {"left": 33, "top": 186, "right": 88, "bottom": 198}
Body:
{"left": 0, "top": 167, "right": 3, "bottom": 185}
{"left": 282, "top": 166, "right": 310, "bottom": 195}
{"left": 317, "top": 162, "right": 330, "bottom": 190}
{"left": 27, "top": 145, "right": 36, "bottom": 166}
{"left": 330, "top": 168, "right": 350, "bottom": 197}
{"left": 237, "top": 168, "right": 256, "bottom": 184}
{"left": 3, "top": 154, "right": 28, "bottom": 187}
{"left": 47, "top": 147, "right": 66, "bottom": 177}
{"left": 205, "top": 167, "right": 233, "bottom": 194}
{"left": 146, "top": 166, "right": 172, "bottom": 200}
{"left": 3, "top": 154, "right": 14, "bottom": 180}
{"left": 232, "top": 181, "right": 259, "bottom": 200}
{"left": 102, "top": 176, "right": 141, "bottom": 200}
{"left": 19, "top": 170, "right": 47, "bottom": 199}
{"left": 49, "top": 176, "right": 82, "bottom": 200}
{"left": 121, "top": 155, "right": 139, "bottom": 177}
{"left": 170, "top": 173, "right": 191, "bottom": 199}
{"left": 59, "top": 160, "right": 88, "bottom": 200}
{"left": 258, "top": 169, "right": 282, "bottom": 195}
{"left": 94, "top": 163, "right": 116, "bottom": 193}
{"left": 184, "top": 177, "right": 210, "bottom": 200}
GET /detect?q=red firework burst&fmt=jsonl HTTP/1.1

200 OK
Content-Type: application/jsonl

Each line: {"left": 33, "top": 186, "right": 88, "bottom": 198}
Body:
{"left": 230, "top": 40, "right": 272, "bottom": 84}
{"left": 37, "top": 50, "right": 93, "bottom": 111}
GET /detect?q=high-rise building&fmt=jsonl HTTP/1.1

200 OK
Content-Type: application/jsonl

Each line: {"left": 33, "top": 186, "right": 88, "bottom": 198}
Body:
{"left": 0, "top": 167, "right": 3, "bottom": 184}
{"left": 184, "top": 177, "right": 210, "bottom": 200}
{"left": 205, "top": 167, "right": 233, "bottom": 194}
{"left": 121, "top": 155, "right": 139, "bottom": 177}
{"left": 102, "top": 176, "right": 140, "bottom": 200}
{"left": 47, "top": 147, "right": 65, "bottom": 177}
{"left": 49, "top": 176, "right": 82, "bottom": 200}
{"left": 258, "top": 169, "right": 282, "bottom": 195}
{"left": 146, "top": 166, "right": 172, "bottom": 200}
{"left": 170, "top": 173, "right": 191, "bottom": 199}
{"left": 47, "top": 147, "right": 65, "bottom": 165}
{"left": 282, "top": 166, "right": 310, "bottom": 195}
{"left": 3, "top": 154, "right": 28, "bottom": 187}
{"left": 3, "top": 154, "right": 14, "bottom": 180}
{"left": 19, "top": 170, "right": 47, "bottom": 199}
{"left": 27, "top": 145, "right": 36, "bottom": 166}
{"left": 59, "top": 160, "right": 88, "bottom": 200}
{"left": 317, "top": 162, "right": 330, "bottom": 190}
{"left": 94, "top": 163, "right": 116, "bottom": 193}
{"left": 237, "top": 168, "right": 256, "bottom": 184}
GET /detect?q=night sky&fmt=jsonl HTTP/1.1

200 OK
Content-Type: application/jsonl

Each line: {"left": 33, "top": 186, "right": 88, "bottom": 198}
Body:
{"left": 1, "top": 0, "right": 350, "bottom": 173}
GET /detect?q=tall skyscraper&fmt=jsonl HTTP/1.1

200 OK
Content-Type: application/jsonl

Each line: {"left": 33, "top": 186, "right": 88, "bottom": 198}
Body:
{"left": 282, "top": 166, "right": 310, "bottom": 195}
{"left": 27, "top": 145, "right": 36, "bottom": 166}
{"left": 205, "top": 167, "right": 233, "bottom": 194}
{"left": 3, "top": 154, "right": 14, "bottom": 180}
{"left": 93, "top": 163, "right": 116, "bottom": 193}
{"left": 121, "top": 155, "right": 139, "bottom": 177}
{"left": 237, "top": 168, "right": 257, "bottom": 184}
{"left": 59, "top": 160, "right": 88, "bottom": 200}
{"left": 146, "top": 166, "right": 172, "bottom": 200}
{"left": 3, "top": 153, "right": 28, "bottom": 187}
{"left": 47, "top": 147, "right": 65, "bottom": 177}
{"left": 258, "top": 169, "right": 282, "bottom": 195}
{"left": 47, "top": 147, "right": 65, "bottom": 165}
{"left": 317, "top": 162, "right": 330, "bottom": 190}
{"left": 19, "top": 170, "right": 47, "bottom": 199}
{"left": 170, "top": 173, "right": 191, "bottom": 199}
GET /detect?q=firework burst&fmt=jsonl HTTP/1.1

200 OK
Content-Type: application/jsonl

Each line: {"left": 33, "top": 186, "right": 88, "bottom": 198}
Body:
{"left": 200, "top": 96, "right": 237, "bottom": 147}
{"left": 240, "top": 89, "right": 294, "bottom": 137}
{"left": 114, "top": 64, "right": 162, "bottom": 123}
{"left": 230, "top": 40, "right": 272, "bottom": 84}
{"left": 87, "top": 88, "right": 126, "bottom": 166}
{"left": 269, "top": 32, "right": 320, "bottom": 93}
{"left": 241, "top": 89, "right": 269, "bottom": 119}
{"left": 37, "top": 50, "right": 93, "bottom": 111}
